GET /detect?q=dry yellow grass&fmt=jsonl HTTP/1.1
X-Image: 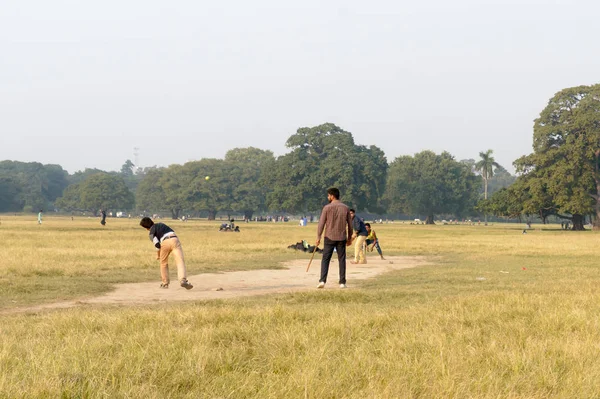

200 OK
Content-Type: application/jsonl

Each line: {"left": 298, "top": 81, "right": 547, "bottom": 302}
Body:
{"left": 2, "top": 215, "right": 600, "bottom": 397}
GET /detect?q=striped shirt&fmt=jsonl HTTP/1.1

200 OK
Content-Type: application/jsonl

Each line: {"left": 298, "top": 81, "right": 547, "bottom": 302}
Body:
{"left": 317, "top": 200, "right": 353, "bottom": 241}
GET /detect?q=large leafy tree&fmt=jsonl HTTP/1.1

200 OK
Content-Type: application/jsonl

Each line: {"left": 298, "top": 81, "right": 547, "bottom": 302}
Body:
{"left": 137, "top": 164, "right": 196, "bottom": 220}
{"left": 225, "top": 147, "right": 275, "bottom": 219}
{"left": 384, "top": 151, "right": 479, "bottom": 224}
{"left": 68, "top": 168, "right": 107, "bottom": 185}
{"left": 136, "top": 165, "right": 197, "bottom": 220}
{"left": 184, "top": 159, "right": 234, "bottom": 220}
{"left": 56, "top": 173, "right": 134, "bottom": 215}
{"left": 514, "top": 84, "right": 600, "bottom": 230}
{"left": 481, "top": 176, "right": 534, "bottom": 221}
{"left": 0, "top": 161, "right": 69, "bottom": 212}
{"left": 135, "top": 157, "right": 262, "bottom": 220}
{"left": 135, "top": 168, "right": 169, "bottom": 216}
{"left": 79, "top": 174, "right": 134, "bottom": 213}
{"left": 160, "top": 164, "right": 194, "bottom": 219}
{"left": 0, "top": 175, "right": 23, "bottom": 212}
{"left": 266, "top": 123, "right": 387, "bottom": 214}
{"left": 480, "top": 186, "right": 524, "bottom": 221}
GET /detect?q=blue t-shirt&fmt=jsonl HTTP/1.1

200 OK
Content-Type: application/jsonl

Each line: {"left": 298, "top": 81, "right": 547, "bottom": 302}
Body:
{"left": 352, "top": 216, "right": 368, "bottom": 237}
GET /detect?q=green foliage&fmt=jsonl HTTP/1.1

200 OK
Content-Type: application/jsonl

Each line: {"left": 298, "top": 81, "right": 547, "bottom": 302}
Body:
{"left": 54, "top": 184, "right": 83, "bottom": 212}
{"left": 513, "top": 84, "right": 600, "bottom": 229}
{"left": 2, "top": 125, "right": 500, "bottom": 220}
{"left": 120, "top": 160, "right": 135, "bottom": 177}
{"left": 135, "top": 168, "right": 168, "bottom": 214}
{"left": 0, "top": 161, "right": 69, "bottom": 211}
{"left": 56, "top": 173, "right": 134, "bottom": 214}
{"left": 140, "top": 164, "right": 193, "bottom": 219}
{"left": 135, "top": 150, "right": 274, "bottom": 219}
{"left": 266, "top": 123, "right": 387, "bottom": 213}
{"left": 487, "top": 165, "right": 516, "bottom": 195}
{"left": 384, "top": 151, "right": 478, "bottom": 222}
{"left": 475, "top": 149, "right": 500, "bottom": 200}
{"left": 225, "top": 147, "right": 275, "bottom": 218}
{"left": 68, "top": 168, "right": 107, "bottom": 185}
{"left": 0, "top": 175, "right": 22, "bottom": 212}
{"left": 480, "top": 183, "right": 526, "bottom": 220}
{"left": 184, "top": 159, "right": 234, "bottom": 218}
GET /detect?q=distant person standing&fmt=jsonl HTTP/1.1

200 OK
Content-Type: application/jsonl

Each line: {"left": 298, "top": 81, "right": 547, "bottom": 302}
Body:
{"left": 349, "top": 209, "right": 368, "bottom": 264}
{"left": 315, "top": 187, "right": 353, "bottom": 289}
{"left": 140, "top": 217, "right": 193, "bottom": 290}
{"left": 37, "top": 210, "right": 43, "bottom": 225}
{"left": 100, "top": 209, "right": 107, "bottom": 226}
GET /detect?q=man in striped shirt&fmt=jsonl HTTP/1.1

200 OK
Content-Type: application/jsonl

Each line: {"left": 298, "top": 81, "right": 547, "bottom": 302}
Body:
{"left": 315, "top": 187, "right": 354, "bottom": 289}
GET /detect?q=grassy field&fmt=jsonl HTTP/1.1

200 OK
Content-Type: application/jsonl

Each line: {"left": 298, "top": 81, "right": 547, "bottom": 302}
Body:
{"left": 2, "top": 215, "right": 600, "bottom": 398}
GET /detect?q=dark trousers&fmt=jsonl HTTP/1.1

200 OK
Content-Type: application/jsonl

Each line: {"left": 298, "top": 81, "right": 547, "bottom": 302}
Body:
{"left": 320, "top": 238, "right": 347, "bottom": 284}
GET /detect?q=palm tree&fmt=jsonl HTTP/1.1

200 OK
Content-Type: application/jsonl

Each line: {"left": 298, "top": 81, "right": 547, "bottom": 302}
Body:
{"left": 476, "top": 149, "right": 500, "bottom": 224}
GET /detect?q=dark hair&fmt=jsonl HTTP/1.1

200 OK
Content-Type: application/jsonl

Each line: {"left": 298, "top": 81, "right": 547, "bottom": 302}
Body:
{"left": 365, "top": 223, "right": 371, "bottom": 227}
{"left": 140, "top": 217, "right": 154, "bottom": 229}
{"left": 327, "top": 187, "right": 340, "bottom": 200}
{"left": 349, "top": 208, "right": 356, "bottom": 213}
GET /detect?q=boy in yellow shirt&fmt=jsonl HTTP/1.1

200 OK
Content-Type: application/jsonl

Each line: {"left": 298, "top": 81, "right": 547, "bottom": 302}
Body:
{"left": 365, "top": 223, "right": 385, "bottom": 260}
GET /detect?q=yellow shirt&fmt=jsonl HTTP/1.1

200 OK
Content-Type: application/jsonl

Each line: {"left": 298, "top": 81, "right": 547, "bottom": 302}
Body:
{"left": 367, "top": 229, "right": 377, "bottom": 241}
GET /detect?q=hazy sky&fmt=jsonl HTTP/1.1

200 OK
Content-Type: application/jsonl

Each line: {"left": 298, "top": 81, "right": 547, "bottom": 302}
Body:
{"left": 1, "top": 0, "right": 598, "bottom": 173}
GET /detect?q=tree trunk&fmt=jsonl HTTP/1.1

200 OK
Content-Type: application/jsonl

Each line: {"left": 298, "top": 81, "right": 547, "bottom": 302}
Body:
{"left": 594, "top": 191, "right": 600, "bottom": 230}
{"left": 207, "top": 210, "right": 216, "bottom": 220}
{"left": 425, "top": 214, "right": 435, "bottom": 224}
{"left": 171, "top": 209, "right": 180, "bottom": 219}
{"left": 483, "top": 177, "right": 488, "bottom": 225}
{"left": 244, "top": 210, "right": 253, "bottom": 220}
{"left": 572, "top": 214, "right": 585, "bottom": 231}
{"left": 484, "top": 178, "right": 488, "bottom": 200}
{"left": 594, "top": 150, "right": 600, "bottom": 230}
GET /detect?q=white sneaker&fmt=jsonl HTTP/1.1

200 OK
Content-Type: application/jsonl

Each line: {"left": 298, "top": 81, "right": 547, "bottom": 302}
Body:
{"left": 317, "top": 282, "right": 325, "bottom": 289}
{"left": 339, "top": 284, "right": 347, "bottom": 289}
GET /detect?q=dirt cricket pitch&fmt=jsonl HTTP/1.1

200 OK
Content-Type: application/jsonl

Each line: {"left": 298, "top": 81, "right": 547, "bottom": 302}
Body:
{"left": 4, "top": 256, "right": 429, "bottom": 314}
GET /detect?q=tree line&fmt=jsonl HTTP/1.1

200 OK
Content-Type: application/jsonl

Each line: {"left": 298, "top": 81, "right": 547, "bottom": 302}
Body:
{"left": 0, "top": 123, "right": 513, "bottom": 222}
{"left": 7, "top": 83, "right": 598, "bottom": 228}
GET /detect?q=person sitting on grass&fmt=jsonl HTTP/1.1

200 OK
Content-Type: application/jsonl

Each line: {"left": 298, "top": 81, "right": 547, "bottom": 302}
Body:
{"left": 365, "top": 223, "right": 385, "bottom": 260}
{"left": 140, "top": 217, "right": 193, "bottom": 290}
